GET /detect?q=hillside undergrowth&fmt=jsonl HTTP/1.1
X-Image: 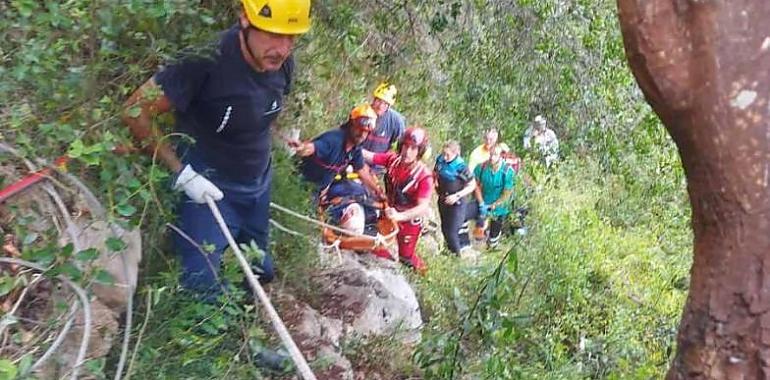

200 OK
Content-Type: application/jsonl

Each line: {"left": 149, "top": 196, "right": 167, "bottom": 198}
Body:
{"left": 0, "top": 0, "right": 692, "bottom": 379}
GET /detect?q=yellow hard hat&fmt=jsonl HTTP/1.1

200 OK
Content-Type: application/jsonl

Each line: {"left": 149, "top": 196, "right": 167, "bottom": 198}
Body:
{"left": 372, "top": 82, "right": 397, "bottom": 106}
{"left": 242, "top": 0, "right": 311, "bottom": 35}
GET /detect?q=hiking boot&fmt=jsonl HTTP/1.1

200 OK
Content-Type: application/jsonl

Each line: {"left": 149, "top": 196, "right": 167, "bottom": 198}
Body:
{"left": 372, "top": 247, "right": 395, "bottom": 260}
{"left": 252, "top": 347, "right": 292, "bottom": 373}
{"left": 400, "top": 255, "right": 427, "bottom": 275}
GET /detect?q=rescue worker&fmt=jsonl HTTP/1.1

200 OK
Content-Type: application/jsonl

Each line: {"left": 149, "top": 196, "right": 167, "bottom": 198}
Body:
{"left": 434, "top": 140, "right": 476, "bottom": 254}
{"left": 122, "top": 0, "right": 311, "bottom": 296}
{"left": 468, "top": 128, "right": 510, "bottom": 172}
{"left": 361, "top": 82, "right": 406, "bottom": 175}
{"left": 523, "top": 115, "right": 559, "bottom": 167}
{"left": 364, "top": 127, "right": 433, "bottom": 273}
{"left": 291, "top": 104, "right": 383, "bottom": 197}
{"left": 470, "top": 145, "right": 516, "bottom": 249}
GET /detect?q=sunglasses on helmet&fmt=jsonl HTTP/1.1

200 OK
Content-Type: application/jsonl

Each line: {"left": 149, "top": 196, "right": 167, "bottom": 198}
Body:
{"left": 353, "top": 117, "right": 375, "bottom": 129}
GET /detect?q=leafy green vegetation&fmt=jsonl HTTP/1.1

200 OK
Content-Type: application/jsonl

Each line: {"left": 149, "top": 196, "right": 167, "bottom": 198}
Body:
{"left": 1, "top": 0, "right": 691, "bottom": 378}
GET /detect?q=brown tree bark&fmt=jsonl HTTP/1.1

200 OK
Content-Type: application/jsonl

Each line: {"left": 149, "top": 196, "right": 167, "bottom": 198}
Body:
{"left": 617, "top": 1, "right": 770, "bottom": 378}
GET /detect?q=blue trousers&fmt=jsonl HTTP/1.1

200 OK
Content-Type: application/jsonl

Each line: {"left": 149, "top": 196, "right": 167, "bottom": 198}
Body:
{"left": 438, "top": 198, "right": 471, "bottom": 253}
{"left": 173, "top": 150, "right": 274, "bottom": 296}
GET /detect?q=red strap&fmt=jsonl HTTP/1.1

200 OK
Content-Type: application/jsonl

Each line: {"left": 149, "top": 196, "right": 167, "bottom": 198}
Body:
{"left": 310, "top": 154, "right": 348, "bottom": 173}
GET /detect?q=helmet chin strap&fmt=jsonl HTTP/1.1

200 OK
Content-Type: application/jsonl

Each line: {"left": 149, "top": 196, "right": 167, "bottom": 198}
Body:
{"left": 240, "top": 25, "right": 262, "bottom": 71}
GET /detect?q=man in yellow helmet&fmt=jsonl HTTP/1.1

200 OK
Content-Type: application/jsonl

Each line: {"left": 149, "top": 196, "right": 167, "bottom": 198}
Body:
{"left": 362, "top": 82, "right": 407, "bottom": 175}
{"left": 122, "top": 0, "right": 311, "bottom": 299}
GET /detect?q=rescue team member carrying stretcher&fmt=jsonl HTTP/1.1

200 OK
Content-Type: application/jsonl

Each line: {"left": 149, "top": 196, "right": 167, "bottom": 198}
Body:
{"left": 290, "top": 104, "right": 384, "bottom": 199}
{"left": 364, "top": 127, "right": 434, "bottom": 274}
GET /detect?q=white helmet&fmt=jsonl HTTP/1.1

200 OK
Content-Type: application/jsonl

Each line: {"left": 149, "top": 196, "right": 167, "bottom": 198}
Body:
{"left": 339, "top": 203, "right": 365, "bottom": 235}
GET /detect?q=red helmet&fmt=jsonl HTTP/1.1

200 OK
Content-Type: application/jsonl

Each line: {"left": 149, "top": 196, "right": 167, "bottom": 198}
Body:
{"left": 398, "top": 126, "right": 430, "bottom": 158}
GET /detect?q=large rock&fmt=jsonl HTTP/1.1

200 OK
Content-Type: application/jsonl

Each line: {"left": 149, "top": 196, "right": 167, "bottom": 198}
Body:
{"left": 310, "top": 253, "right": 422, "bottom": 343}
{"left": 277, "top": 293, "right": 354, "bottom": 380}
{"left": 275, "top": 252, "right": 423, "bottom": 379}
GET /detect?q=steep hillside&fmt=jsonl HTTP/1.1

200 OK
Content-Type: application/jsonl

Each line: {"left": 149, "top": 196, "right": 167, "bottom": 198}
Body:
{"left": 0, "top": 1, "right": 691, "bottom": 378}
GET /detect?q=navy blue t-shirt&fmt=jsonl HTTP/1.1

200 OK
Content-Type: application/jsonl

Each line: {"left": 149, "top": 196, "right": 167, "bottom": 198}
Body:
{"left": 154, "top": 25, "right": 293, "bottom": 182}
{"left": 300, "top": 129, "right": 364, "bottom": 189}
{"left": 362, "top": 108, "right": 405, "bottom": 172}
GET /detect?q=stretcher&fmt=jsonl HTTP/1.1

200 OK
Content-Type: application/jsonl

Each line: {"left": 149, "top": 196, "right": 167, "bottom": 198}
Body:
{"left": 318, "top": 196, "right": 398, "bottom": 252}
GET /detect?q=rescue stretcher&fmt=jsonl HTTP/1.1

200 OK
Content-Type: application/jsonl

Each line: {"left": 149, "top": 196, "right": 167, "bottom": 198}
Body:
{"left": 317, "top": 172, "right": 399, "bottom": 252}
{"left": 318, "top": 196, "right": 399, "bottom": 251}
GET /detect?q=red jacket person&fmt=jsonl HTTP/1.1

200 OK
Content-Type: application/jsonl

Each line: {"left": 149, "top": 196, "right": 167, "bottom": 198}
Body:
{"left": 364, "top": 127, "right": 433, "bottom": 273}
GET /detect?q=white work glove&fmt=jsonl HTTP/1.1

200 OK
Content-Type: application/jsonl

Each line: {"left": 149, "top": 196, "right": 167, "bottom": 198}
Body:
{"left": 173, "top": 164, "right": 223, "bottom": 204}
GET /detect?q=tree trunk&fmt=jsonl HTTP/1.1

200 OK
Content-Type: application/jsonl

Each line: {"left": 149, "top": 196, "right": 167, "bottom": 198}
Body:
{"left": 616, "top": 1, "right": 770, "bottom": 378}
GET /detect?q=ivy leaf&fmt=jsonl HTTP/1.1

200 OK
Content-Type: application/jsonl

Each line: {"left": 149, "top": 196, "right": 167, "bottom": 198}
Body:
{"left": 12, "top": 0, "right": 37, "bottom": 18}
{"left": 84, "top": 357, "right": 105, "bottom": 376}
{"left": 116, "top": 203, "right": 137, "bottom": 217}
{"left": 127, "top": 178, "right": 142, "bottom": 190}
{"left": 0, "top": 276, "right": 16, "bottom": 298}
{"left": 106, "top": 237, "right": 127, "bottom": 252}
{"left": 75, "top": 248, "right": 100, "bottom": 262}
{"left": 52, "top": 262, "right": 82, "bottom": 282}
{"left": 126, "top": 106, "right": 141, "bottom": 118}
{"left": 68, "top": 139, "right": 85, "bottom": 158}
{"left": 94, "top": 269, "right": 115, "bottom": 285}
{"left": 22, "top": 232, "right": 39, "bottom": 246}
{"left": 60, "top": 243, "right": 74, "bottom": 258}
{"left": 23, "top": 246, "right": 55, "bottom": 265}
{"left": 15, "top": 354, "right": 32, "bottom": 378}
{"left": 0, "top": 359, "right": 18, "bottom": 380}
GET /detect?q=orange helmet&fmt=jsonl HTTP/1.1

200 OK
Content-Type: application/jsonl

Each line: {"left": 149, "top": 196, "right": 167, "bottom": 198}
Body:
{"left": 398, "top": 126, "right": 430, "bottom": 158}
{"left": 349, "top": 104, "right": 377, "bottom": 132}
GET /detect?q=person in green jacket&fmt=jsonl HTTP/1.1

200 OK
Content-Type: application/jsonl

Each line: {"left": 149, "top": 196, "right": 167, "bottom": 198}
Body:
{"left": 469, "top": 145, "right": 516, "bottom": 248}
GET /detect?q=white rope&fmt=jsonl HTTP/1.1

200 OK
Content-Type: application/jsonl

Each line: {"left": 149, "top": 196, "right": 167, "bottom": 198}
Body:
{"left": 205, "top": 196, "right": 317, "bottom": 380}
{"left": 30, "top": 302, "right": 79, "bottom": 372}
{"left": 269, "top": 202, "right": 398, "bottom": 243}
{"left": 269, "top": 219, "right": 310, "bottom": 239}
{"left": 321, "top": 239, "right": 343, "bottom": 263}
{"left": 0, "top": 257, "right": 91, "bottom": 380}
{"left": 372, "top": 233, "right": 398, "bottom": 261}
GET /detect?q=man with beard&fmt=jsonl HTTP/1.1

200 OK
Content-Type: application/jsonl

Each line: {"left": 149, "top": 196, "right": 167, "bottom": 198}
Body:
{"left": 122, "top": 0, "right": 311, "bottom": 297}
{"left": 291, "top": 104, "right": 383, "bottom": 197}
